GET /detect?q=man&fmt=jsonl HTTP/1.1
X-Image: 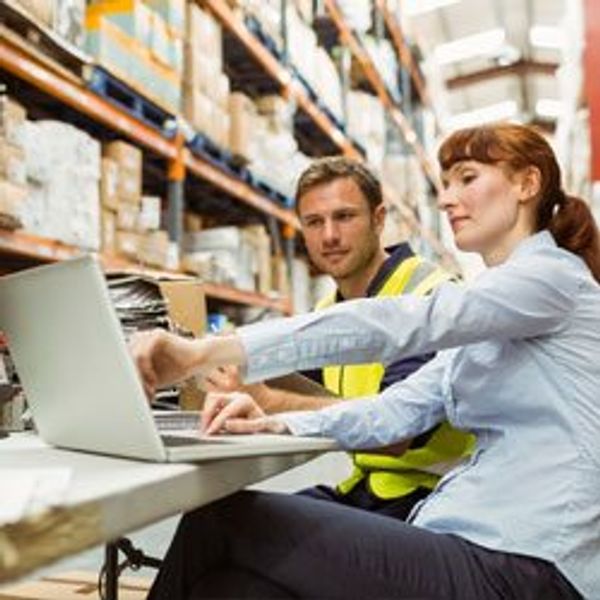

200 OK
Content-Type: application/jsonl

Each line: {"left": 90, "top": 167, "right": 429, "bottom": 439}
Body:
{"left": 206, "top": 156, "right": 474, "bottom": 520}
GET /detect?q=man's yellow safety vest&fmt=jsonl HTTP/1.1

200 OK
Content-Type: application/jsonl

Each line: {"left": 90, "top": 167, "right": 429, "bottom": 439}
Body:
{"left": 316, "top": 253, "right": 475, "bottom": 500}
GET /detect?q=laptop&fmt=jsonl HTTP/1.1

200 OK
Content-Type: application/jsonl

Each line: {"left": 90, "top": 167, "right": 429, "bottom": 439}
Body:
{"left": 0, "top": 256, "right": 336, "bottom": 462}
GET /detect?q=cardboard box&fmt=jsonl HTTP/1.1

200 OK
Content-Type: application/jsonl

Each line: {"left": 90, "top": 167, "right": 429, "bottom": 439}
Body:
{"left": 104, "top": 141, "right": 143, "bottom": 175}
{"left": 101, "top": 208, "right": 117, "bottom": 253}
{"left": 186, "top": 4, "right": 222, "bottom": 69}
{"left": 0, "top": 570, "right": 152, "bottom": 599}
{"left": 117, "top": 166, "right": 142, "bottom": 204}
{"left": 228, "top": 92, "right": 254, "bottom": 161}
{"left": 138, "top": 229, "right": 170, "bottom": 268}
{"left": 0, "top": 180, "right": 27, "bottom": 219}
{"left": 100, "top": 157, "right": 119, "bottom": 210}
{"left": 0, "top": 97, "right": 27, "bottom": 148}
{"left": 138, "top": 195, "right": 162, "bottom": 231}
{"left": 183, "top": 44, "right": 220, "bottom": 95}
{"left": 116, "top": 202, "right": 140, "bottom": 231}
{"left": 182, "top": 87, "right": 212, "bottom": 134}
{"left": 0, "top": 142, "right": 26, "bottom": 185}
{"left": 115, "top": 230, "right": 142, "bottom": 259}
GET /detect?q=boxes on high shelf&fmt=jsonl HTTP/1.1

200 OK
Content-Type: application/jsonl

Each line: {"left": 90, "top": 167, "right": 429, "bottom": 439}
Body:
{"left": 101, "top": 208, "right": 117, "bottom": 253}
{"left": 271, "top": 254, "right": 290, "bottom": 297}
{"left": 115, "top": 229, "right": 142, "bottom": 259}
{"left": 54, "top": 0, "right": 86, "bottom": 47}
{"left": 103, "top": 141, "right": 143, "bottom": 204}
{"left": 87, "top": 0, "right": 152, "bottom": 45}
{"left": 186, "top": 3, "right": 222, "bottom": 70}
{"left": 0, "top": 143, "right": 26, "bottom": 186}
{"left": 138, "top": 195, "right": 162, "bottom": 231}
{"left": 183, "top": 43, "right": 221, "bottom": 96}
{"left": 149, "top": 10, "right": 171, "bottom": 67}
{"left": 138, "top": 229, "right": 170, "bottom": 269}
{"left": 100, "top": 157, "right": 119, "bottom": 210}
{"left": 182, "top": 87, "right": 213, "bottom": 134}
{"left": 0, "top": 180, "right": 27, "bottom": 221}
{"left": 116, "top": 202, "right": 140, "bottom": 231}
{"left": 243, "top": 225, "right": 272, "bottom": 294}
{"left": 145, "top": 0, "right": 185, "bottom": 35}
{"left": 0, "top": 97, "right": 26, "bottom": 148}
{"left": 228, "top": 92, "right": 255, "bottom": 162}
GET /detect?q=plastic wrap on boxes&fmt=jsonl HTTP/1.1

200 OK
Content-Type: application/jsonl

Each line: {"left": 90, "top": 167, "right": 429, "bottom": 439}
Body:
{"left": 54, "top": 0, "right": 86, "bottom": 47}
{"left": 139, "top": 195, "right": 162, "bottom": 231}
{"left": 146, "top": 0, "right": 186, "bottom": 35}
{"left": 0, "top": 144, "right": 26, "bottom": 185}
{"left": 22, "top": 121, "right": 101, "bottom": 249}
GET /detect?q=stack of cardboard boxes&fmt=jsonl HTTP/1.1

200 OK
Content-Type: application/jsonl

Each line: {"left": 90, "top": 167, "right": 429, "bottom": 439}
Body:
{"left": 15, "top": 0, "right": 86, "bottom": 48}
{"left": 183, "top": 3, "right": 230, "bottom": 149}
{"left": 182, "top": 224, "right": 272, "bottom": 294}
{"left": 0, "top": 96, "right": 27, "bottom": 229}
{"left": 101, "top": 140, "right": 173, "bottom": 270}
{"left": 22, "top": 120, "right": 101, "bottom": 249}
{"left": 346, "top": 91, "right": 386, "bottom": 170}
{"left": 86, "top": 0, "right": 184, "bottom": 113}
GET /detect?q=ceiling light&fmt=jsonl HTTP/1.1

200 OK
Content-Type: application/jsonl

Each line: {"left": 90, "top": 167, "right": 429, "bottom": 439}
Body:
{"left": 404, "top": 0, "right": 461, "bottom": 17}
{"left": 535, "top": 99, "right": 563, "bottom": 119}
{"left": 434, "top": 28, "right": 506, "bottom": 66}
{"left": 447, "top": 101, "right": 518, "bottom": 129}
{"left": 529, "top": 25, "right": 564, "bottom": 49}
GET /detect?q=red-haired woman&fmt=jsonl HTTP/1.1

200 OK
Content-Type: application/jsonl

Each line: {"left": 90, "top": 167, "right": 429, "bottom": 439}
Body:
{"left": 133, "top": 124, "right": 599, "bottom": 600}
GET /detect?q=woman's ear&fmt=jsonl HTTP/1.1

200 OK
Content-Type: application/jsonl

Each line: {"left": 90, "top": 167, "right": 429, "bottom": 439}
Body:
{"left": 517, "top": 166, "right": 542, "bottom": 204}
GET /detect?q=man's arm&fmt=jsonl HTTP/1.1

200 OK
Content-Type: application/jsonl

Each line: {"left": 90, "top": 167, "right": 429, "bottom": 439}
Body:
{"left": 203, "top": 366, "right": 340, "bottom": 413}
{"left": 250, "top": 382, "right": 340, "bottom": 413}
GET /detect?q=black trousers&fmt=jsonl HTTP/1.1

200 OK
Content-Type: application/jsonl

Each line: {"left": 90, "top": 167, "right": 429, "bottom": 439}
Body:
{"left": 147, "top": 491, "right": 582, "bottom": 600}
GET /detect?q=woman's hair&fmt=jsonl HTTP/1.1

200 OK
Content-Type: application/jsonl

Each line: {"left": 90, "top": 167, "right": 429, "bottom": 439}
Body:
{"left": 438, "top": 123, "right": 600, "bottom": 282}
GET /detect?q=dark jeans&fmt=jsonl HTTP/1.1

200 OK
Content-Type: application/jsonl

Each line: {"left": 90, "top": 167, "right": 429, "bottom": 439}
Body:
{"left": 148, "top": 491, "right": 582, "bottom": 600}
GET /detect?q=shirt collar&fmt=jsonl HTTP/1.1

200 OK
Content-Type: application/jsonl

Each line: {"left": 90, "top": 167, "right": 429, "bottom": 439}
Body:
{"left": 509, "top": 230, "right": 556, "bottom": 261}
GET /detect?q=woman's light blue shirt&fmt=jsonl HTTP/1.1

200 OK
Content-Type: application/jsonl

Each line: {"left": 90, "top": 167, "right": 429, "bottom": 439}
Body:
{"left": 238, "top": 231, "right": 600, "bottom": 598}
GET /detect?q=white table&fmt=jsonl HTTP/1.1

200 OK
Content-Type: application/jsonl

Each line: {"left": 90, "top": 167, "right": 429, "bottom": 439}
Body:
{"left": 0, "top": 432, "right": 320, "bottom": 589}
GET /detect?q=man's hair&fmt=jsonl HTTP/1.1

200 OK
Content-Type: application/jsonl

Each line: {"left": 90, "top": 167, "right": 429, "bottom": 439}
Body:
{"left": 295, "top": 157, "right": 383, "bottom": 212}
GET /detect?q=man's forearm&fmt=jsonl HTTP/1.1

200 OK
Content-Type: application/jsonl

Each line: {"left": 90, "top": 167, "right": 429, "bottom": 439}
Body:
{"left": 250, "top": 383, "right": 340, "bottom": 413}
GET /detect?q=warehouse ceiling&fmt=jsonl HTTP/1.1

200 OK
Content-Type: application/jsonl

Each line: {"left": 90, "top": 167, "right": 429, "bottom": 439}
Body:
{"left": 406, "top": 0, "right": 567, "bottom": 131}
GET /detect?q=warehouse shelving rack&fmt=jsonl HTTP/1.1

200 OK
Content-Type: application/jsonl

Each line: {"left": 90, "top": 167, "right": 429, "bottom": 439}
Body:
{"left": 0, "top": 17, "right": 298, "bottom": 313}
{"left": 0, "top": 0, "right": 455, "bottom": 316}
{"left": 322, "top": 0, "right": 438, "bottom": 188}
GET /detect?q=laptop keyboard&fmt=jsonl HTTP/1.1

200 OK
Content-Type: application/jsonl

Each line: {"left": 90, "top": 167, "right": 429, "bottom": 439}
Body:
{"left": 160, "top": 434, "right": 230, "bottom": 447}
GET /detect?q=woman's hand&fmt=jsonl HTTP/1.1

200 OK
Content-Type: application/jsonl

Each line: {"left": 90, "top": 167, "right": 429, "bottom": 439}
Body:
{"left": 201, "top": 391, "right": 289, "bottom": 436}
{"left": 129, "top": 329, "right": 247, "bottom": 401}
{"left": 129, "top": 329, "right": 209, "bottom": 400}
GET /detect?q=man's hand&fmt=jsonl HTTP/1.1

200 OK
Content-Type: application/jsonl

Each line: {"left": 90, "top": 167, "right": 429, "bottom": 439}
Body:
{"left": 201, "top": 391, "right": 289, "bottom": 436}
{"left": 204, "top": 365, "right": 243, "bottom": 393}
{"left": 129, "top": 329, "right": 208, "bottom": 400}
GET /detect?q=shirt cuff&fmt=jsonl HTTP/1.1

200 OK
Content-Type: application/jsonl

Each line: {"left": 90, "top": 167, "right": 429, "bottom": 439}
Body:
{"left": 278, "top": 410, "right": 324, "bottom": 437}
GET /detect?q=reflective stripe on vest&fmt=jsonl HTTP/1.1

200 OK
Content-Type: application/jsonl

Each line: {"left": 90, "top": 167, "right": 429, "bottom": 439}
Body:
{"left": 317, "top": 256, "right": 475, "bottom": 499}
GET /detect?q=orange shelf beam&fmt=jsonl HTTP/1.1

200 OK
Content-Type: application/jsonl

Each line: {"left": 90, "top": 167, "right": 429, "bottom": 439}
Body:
{"left": 202, "top": 0, "right": 362, "bottom": 160}
{"left": 202, "top": 281, "right": 292, "bottom": 314}
{"left": 0, "top": 36, "right": 176, "bottom": 159}
{"left": 375, "top": 0, "right": 431, "bottom": 112}
{"left": 0, "top": 31, "right": 300, "bottom": 228}
{"left": 186, "top": 152, "right": 300, "bottom": 230}
{"left": 323, "top": 0, "right": 439, "bottom": 188}
{"left": 0, "top": 231, "right": 291, "bottom": 313}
